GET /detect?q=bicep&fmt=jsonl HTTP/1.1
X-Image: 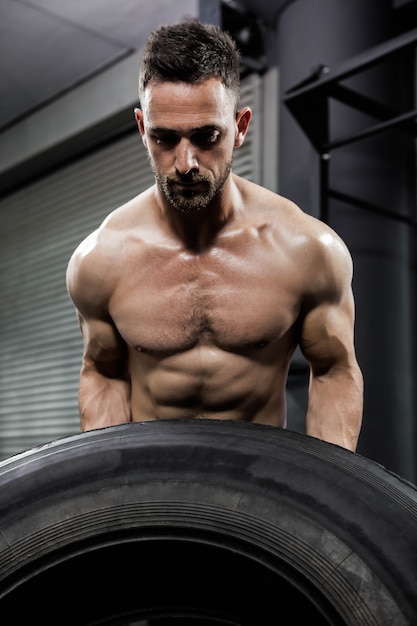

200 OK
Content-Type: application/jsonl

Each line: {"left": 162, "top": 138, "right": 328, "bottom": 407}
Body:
{"left": 77, "top": 312, "right": 129, "bottom": 379}
{"left": 299, "top": 237, "right": 357, "bottom": 374}
{"left": 299, "top": 292, "right": 356, "bottom": 375}
{"left": 67, "top": 244, "right": 127, "bottom": 379}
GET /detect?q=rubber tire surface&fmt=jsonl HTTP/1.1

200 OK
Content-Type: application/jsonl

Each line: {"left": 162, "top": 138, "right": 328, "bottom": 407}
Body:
{"left": 0, "top": 419, "right": 416, "bottom": 625}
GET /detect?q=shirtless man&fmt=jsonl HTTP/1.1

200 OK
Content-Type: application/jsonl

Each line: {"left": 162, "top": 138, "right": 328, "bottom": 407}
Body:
{"left": 66, "top": 19, "right": 363, "bottom": 451}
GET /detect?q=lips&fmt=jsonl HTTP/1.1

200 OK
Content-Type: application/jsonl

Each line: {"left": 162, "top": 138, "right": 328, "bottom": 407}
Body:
{"left": 172, "top": 180, "right": 206, "bottom": 193}
{"left": 176, "top": 182, "right": 202, "bottom": 189}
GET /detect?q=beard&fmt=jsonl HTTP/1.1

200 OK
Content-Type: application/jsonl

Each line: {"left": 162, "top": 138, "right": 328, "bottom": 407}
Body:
{"left": 152, "top": 161, "right": 233, "bottom": 214}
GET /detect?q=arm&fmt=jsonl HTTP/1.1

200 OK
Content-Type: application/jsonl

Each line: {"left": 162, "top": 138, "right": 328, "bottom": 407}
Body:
{"left": 66, "top": 231, "right": 132, "bottom": 432}
{"left": 76, "top": 312, "right": 132, "bottom": 432}
{"left": 300, "top": 234, "right": 363, "bottom": 452}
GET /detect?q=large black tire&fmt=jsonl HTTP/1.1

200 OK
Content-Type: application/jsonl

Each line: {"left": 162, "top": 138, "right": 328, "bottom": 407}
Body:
{"left": 0, "top": 419, "right": 416, "bottom": 625}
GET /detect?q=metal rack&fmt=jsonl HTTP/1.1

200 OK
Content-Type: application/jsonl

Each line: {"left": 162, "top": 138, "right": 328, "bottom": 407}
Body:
{"left": 282, "top": 27, "right": 417, "bottom": 226}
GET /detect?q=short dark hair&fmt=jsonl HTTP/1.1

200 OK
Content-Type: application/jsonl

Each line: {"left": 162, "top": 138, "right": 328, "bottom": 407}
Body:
{"left": 139, "top": 18, "right": 241, "bottom": 109}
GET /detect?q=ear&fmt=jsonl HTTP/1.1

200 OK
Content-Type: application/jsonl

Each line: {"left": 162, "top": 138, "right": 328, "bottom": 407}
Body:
{"left": 234, "top": 107, "right": 252, "bottom": 148}
{"left": 134, "top": 108, "right": 147, "bottom": 147}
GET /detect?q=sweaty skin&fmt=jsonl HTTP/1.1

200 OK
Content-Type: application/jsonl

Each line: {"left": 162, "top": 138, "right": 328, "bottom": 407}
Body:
{"left": 66, "top": 78, "right": 363, "bottom": 451}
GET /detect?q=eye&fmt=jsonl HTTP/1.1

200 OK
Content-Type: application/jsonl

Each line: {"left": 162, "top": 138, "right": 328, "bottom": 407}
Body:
{"left": 151, "top": 133, "right": 179, "bottom": 148}
{"left": 191, "top": 130, "right": 221, "bottom": 148}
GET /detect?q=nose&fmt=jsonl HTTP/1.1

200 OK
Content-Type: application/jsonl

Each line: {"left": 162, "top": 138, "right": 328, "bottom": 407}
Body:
{"left": 175, "top": 139, "right": 198, "bottom": 175}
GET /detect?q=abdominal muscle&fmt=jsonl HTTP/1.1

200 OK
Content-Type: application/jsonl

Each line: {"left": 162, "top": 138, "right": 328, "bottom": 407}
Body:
{"left": 128, "top": 342, "right": 290, "bottom": 426}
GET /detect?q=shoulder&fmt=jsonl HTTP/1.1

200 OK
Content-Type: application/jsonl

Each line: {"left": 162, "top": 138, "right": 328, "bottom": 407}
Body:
{"left": 288, "top": 209, "right": 354, "bottom": 303}
{"left": 66, "top": 225, "right": 115, "bottom": 314}
{"left": 236, "top": 176, "right": 313, "bottom": 229}
{"left": 69, "top": 187, "right": 156, "bottom": 262}
{"left": 238, "top": 176, "right": 353, "bottom": 292}
{"left": 66, "top": 188, "right": 155, "bottom": 310}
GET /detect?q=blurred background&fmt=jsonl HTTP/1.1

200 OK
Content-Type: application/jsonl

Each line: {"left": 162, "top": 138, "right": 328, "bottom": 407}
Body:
{"left": 0, "top": 0, "right": 416, "bottom": 481}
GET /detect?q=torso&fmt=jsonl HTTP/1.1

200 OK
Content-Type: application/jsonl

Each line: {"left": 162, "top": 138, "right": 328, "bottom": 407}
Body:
{"left": 94, "top": 178, "right": 321, "bottom": 425}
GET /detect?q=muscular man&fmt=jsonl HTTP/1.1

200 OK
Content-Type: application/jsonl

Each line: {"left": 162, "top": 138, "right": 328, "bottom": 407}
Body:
{"left": 66, "top": 19, "right": 363, "bottom": 451}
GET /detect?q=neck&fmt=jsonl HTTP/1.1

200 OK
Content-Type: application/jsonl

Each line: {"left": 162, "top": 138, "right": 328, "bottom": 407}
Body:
{"left": 156, "top": 177, "right": 240, "bottom": 252}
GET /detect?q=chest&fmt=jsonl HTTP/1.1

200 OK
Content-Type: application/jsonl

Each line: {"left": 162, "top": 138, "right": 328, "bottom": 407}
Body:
{"left": 109, "top": 240, "right": 301, "bottom": 352}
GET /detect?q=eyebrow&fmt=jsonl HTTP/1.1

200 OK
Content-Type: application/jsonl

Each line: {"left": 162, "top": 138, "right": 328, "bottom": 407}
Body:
{"left": 149, "top": 124, "right": 221, "bottom": 134}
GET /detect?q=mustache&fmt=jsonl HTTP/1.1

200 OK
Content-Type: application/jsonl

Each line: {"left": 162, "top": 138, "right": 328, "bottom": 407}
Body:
{"left": 167, "top": 172, "right": 209, "bottom": 184}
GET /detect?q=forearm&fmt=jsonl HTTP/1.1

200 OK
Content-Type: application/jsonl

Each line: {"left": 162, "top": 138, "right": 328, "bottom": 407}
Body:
{"left": 306, "top": 366, "right": 363, "bottom": 452}
{"left": 79, "top": 370, "right": 132, "bottom": 432}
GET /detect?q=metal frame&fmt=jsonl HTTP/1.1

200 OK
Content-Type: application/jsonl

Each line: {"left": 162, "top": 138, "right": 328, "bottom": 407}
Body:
{"left": 283, "top": 27, "right": 417, "bottom": 225}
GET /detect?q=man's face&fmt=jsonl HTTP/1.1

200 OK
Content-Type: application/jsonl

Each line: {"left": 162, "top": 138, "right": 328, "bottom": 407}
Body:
{"left": 136, "top": 78, "right": 246, "bottom": 214}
